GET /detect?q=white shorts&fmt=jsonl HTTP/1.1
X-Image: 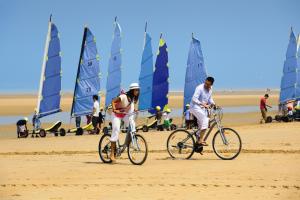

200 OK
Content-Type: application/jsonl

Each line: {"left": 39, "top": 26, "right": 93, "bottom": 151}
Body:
{"left": 110, "top": 113, "right": 136, "bottom": 142}
{"left": 190, "top": 108, "right": 209, "bottom": 130}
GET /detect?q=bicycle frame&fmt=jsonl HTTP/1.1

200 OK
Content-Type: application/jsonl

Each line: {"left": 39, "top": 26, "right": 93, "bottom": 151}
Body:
{"left": 195, "top": 108, "right": 229, "bottom": 145}
{"left": 115, "top": 112, "right": 141, "bottom": 156}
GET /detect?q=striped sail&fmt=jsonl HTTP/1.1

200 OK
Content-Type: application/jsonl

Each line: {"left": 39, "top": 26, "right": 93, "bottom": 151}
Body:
{"left": 71, "top": 27, "right": 101, "bottom": 117}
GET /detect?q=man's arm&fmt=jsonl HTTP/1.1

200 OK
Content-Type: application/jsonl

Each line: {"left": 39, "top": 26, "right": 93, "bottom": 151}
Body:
{"left": 208, "top": 94, "right": 215, "bottom": 107}
{"left": 192, "top": 86, "right": 205, "bottom": 106}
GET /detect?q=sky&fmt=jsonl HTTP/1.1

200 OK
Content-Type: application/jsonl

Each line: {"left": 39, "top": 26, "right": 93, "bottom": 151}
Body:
{"left": 0, "top": 0, "right": 300, "bottom": 93}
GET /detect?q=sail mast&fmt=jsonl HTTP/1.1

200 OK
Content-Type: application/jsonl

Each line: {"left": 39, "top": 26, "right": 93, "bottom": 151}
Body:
{"left": 36, "top": 15, "right": 52, "bottom": 116}
{"left": 71, "top": 27, "right": 88, "bottom": 117}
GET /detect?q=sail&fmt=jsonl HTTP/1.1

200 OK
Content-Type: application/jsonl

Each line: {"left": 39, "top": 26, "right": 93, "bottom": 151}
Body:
{"left": 280, "top": 28, "right": 299, "bottom": 103}
{"left": 105, "top": 20, "right": 122, "bottom": 107}
{"left": 183, "top": 36, "right": 207, "bottom": 111}
{"left": 71, "top": 27, "right": 101, "bottom": 117}
{"left": 150, "top": 36, "right": 169, "bottom": 113}
{"left": 37, "top": 17, "right": 62, "bottom": 118}
{"left": 297, "top": 34, "right": 300, "bottom": 52}
{"left": 139, "top": 26, "right": 153, "bottom": 110}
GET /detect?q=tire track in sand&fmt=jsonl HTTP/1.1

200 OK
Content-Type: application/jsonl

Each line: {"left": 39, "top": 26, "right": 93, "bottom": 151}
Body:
{"left": 1, "top": 149, "right": 300, "bottom": 156}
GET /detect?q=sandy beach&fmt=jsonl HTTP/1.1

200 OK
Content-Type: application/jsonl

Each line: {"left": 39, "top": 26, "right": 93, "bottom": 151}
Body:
{"left": 0, "top": 122, "right": 300, "bottom": 199}
{"left": 1, "top": 92, "right": 300, "bottom": 199}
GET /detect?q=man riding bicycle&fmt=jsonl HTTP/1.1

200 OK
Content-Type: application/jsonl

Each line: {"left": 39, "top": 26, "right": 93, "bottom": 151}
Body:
{"left": 110, "top": 83, "right": 140, "bottom": 163}
{"left": 190, "top": 76, "right": 215, "bottom": 147}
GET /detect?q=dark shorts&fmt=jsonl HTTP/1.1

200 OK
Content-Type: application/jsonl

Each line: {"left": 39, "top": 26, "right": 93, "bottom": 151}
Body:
{"left": 92, "top": 116, "right": 99, "bottom": 128}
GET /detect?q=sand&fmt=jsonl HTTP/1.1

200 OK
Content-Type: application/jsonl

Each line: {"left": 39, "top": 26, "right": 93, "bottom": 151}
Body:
{"left": 0, "top": 122, "right": 300, "bottom": 199}
{"left": 2, "top": 92, "right": 300, "bottom": 199}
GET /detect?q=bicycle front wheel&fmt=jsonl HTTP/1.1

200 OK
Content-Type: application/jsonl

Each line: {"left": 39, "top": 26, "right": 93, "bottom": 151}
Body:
{"left": 212, "top": 128, "right": 242, "bottom": 160}
{"left": 127, "top": 134, "right": 148, "bottom": 165}
{"left": 98, "top": 133, "right": 112, "bottom": 163}
{"left": 167, "top": 129, "right": 195, "bottom": 159}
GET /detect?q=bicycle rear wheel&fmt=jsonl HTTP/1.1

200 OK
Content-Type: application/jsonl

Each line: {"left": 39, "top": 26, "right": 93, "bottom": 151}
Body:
{"left": 167, "top": 129, "right": 195, "bottom": 159}
{"left": 127, "top": 134, "right": 148, "bottom": 165}
{"left": 212, "top": 128, "right": 242, "bottom": 160}
{"left": 98, "top": 134, "right": 112, "bottom": 163}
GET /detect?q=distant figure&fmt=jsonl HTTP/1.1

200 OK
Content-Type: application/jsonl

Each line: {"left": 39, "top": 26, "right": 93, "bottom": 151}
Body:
{"left": 184, "top": 104, "right": 193, "bottom": 129}
{"left": 75, "top": 116, "right": 81, "bottom": 128}
{"left": 98, "top": 107, "right": 104, "bottom": 133}
{"left": 163, "top": 108, "right": 171, "bottom": 131}
{"left": 92, "top": 95, "right": 100, "bottom": 134}
{"left": 287, "top": 106, "right": 293, "bottom": 117}
{"left": 32, "top": 108, "right": 41, "bottom": 131}
{"left": 260, "top": 94, "right": 272, "bottom": 123}
{"left": 86, "top": 115, "right": 92, "bottom": 125}
{"left": 154, "top": 106, "right": 163, "bottom": 130}
{"left": 16, "top": 117, "right": 29, "bottom": 138}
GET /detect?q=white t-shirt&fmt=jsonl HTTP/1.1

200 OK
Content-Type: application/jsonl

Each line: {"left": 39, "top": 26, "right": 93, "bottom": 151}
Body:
{"left": 93, "top": 101, "right": 100, "bottom": 117}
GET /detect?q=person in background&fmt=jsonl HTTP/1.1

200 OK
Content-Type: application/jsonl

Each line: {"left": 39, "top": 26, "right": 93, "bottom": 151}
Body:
{"left": 32, "top": 108, "right": 41, "bottom": 131}
{"left": 184, "top": 104, "right": 193, "bottom": 129}
{"left": 287, "top": 106, "right": 293, "bottom": 117}
{"left": 16, "top": 117, "right": 29, "bottom": 138}
{"left": 260, "top": 94, "right": 272, "bottom": 123}
{"left": 163, "top": 108, "right": 171, "bottom": 131}
{"left": 154, "top": 106, "right": 163, "bottom": 130}
{"left": 75, "top": 116, "right": 81, "bottom": 128}
{"left": 98, "top": 107, "right": 104, "bottom": 133}
{"left": 92, "top": 95, "right": 100, "bottom": 134}
{"left": 86, "top": 115, "right": 92, "bottom": 125}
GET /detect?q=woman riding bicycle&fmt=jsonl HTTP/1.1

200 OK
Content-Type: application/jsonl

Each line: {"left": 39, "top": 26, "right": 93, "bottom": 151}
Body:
{"left": 110, "top": 83, "right": 140, "bottom": 163}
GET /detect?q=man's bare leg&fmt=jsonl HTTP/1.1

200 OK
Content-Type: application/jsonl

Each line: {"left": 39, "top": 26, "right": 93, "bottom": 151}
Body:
{"left": 197, "top": 129, "right": 207, "bottom": 145}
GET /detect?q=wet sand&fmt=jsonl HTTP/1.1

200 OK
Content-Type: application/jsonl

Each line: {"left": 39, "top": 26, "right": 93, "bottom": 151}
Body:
{"left": 0, "top": 92, "right": 278, "bottom": 116}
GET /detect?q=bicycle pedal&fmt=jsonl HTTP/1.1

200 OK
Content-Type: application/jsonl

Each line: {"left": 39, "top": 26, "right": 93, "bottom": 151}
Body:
{"left": 194, "top": 144, "right": 203, "bottom": 153}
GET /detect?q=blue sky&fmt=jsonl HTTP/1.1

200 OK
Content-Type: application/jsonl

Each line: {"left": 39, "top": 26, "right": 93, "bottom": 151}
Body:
{"left": 0, "top": 0, "right": 299, "bottom": 93}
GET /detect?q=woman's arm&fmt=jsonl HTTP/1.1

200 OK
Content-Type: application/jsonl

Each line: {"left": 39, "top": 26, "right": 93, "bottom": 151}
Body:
{"left": 111, "top": 97, "right": 121, "bottom": 113}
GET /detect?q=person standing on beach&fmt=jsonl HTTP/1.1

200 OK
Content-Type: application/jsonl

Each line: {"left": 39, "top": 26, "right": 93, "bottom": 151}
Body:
{"left": 260, "top": 94, "right": 272, "bottom": 123}
{"left": 92, "top": 95, "right": 100, "bottom": 134}
{"left": 190, "top": 77, "right": 215, "bottom": 148}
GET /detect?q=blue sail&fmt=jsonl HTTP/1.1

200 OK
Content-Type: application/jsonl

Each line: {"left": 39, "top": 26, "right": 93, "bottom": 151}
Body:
{"left": 280, "top": 28, "right": 299, "bottom": 103}
{"left": 71, "top": 27, "right": 101, "bottom": 117}
{"left": 38, "top": 20, "right": 62, "bottom": 118}
{"left": 105, "top": 20, "right": 122, "bottom": 107}
{"left": 139, "top": 30, "right": 153, "bottom": 110}
{"left": 150, "top": 36, "right": 169, "bottom": 113}
{"left": 183, "top": 36, "right": 207, "bottom": 111}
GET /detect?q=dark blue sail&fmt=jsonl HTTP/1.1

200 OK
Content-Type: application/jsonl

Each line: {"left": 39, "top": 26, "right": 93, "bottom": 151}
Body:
{"left": 38, "top": 21, "right": 62, "bottom": 118}
{"left": 150, "top": 37, "right": 169, "bottom": 113}
{"left": 71, "top": 27, "right": 101, "bottom": 117}
{"left": 183, "top": 36, "right": 207, "bottom": 111}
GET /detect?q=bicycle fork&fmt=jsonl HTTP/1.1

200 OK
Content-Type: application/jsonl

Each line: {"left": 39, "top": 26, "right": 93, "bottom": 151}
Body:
{"left": 215, "top": 120, "right": 229, "bottom": 145}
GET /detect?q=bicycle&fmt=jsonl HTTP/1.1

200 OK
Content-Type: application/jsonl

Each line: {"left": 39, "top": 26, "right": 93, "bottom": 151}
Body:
{"left": 98, "top": 111, "right": 148, "bottom": 165}
{"left": 167, "top": 106, "right": 242, "bottom": 160}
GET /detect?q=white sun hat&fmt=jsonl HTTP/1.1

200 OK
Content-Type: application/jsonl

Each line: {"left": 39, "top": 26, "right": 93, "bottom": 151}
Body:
{"left": 129, "top": 83, "right": 140, "bottom": 90}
